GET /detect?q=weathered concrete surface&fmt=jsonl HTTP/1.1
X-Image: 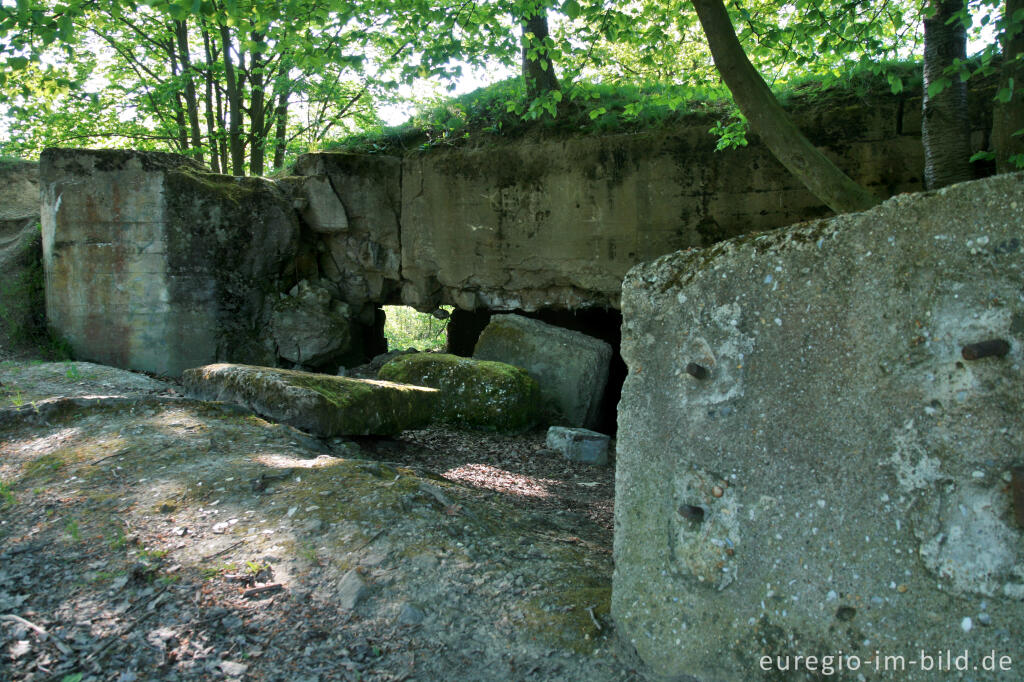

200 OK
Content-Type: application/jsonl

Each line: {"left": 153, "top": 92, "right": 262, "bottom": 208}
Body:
{"left": 614, "top": 174, "right": 1024, "bottom": 680}
{"left": 183, "top": 363, "right": 438, "bottom": 436}
{"left": 0, "top": 160, "right": 45, "bottom": 352}
{"left": 298, "top": 175, "right": 349, "bottom": 234}
{"left": 474, "top": 314, "right": 611, "bottom": 430}
{"left": 395, "top": 88, "right": 991, "bottom": 312}
{"left": 41, "top": 149, "right": 298, "bottom": 375}
{"left": 270, "top": 280, "right": 352, "bottom": 368}
{"left": 377, "top": 352, "right": 539, "bottom": 431}
{"left": 293, "top": 153, "right": 402, "bottom": 309}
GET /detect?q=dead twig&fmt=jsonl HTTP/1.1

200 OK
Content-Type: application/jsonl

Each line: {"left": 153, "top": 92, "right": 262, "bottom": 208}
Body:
{"left": 351, "top": 527, "right": 387, "bottom": 553}
{"left": 201, "top": 539, "right": 246, "bottom": 561}
{"left": 0, "top": 614, "right": 73, "bottom": 655}
{"left": 585, "top": 605, "right": 602, "bottom": 631}
{"left": 242, "top": 583, "right": 284, "bottom": 599}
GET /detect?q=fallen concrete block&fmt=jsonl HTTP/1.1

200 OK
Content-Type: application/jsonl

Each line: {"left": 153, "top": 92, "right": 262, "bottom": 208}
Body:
{"left": 183, "top": 363, "right": 437, "bottom": 436}
{"left": 546, "top": 426, "right": 610, "bottom": 466}
{"left": 377, "top": 353, "right": 539, "bottom": 432}
{"left": 473, "top": 314, "right": 611, "bottom": 429}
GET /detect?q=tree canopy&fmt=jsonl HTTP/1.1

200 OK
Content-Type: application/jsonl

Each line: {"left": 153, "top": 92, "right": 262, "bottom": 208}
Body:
{"left": 1, "top": 0, "right": 1020, "bottom": 182}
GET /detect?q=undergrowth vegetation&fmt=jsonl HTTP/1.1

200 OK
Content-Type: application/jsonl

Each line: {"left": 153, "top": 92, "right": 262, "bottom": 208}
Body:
{"left": 332, "top": 59, "right": 925, "bottom": 154}
{"left": 383, "top": 305, "right": 451, "bottom": 352}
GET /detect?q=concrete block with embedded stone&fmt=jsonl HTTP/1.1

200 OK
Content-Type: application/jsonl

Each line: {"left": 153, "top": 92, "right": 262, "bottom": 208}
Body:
{"left": 613, "top": 173, "right": 1024, "bottom": 681}
{"left": 473, "top": 314, "right": 611, "bottom": 429}
{"left": 546, "top": 426, "right": 610, "bottom": 465}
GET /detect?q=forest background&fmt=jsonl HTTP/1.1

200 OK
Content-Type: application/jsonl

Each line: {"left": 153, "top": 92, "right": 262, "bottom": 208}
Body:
{"left": 0, "top": 0, "right": 1021, "bottom": 210}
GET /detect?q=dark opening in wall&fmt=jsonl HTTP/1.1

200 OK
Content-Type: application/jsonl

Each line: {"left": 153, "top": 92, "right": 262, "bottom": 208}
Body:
{"left": 447, "top": 307, "right": 626, "bottom": 435}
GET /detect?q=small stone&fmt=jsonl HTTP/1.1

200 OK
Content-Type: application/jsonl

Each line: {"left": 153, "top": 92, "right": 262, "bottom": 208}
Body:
{"left": 220, "top": 660, "right": 249, "bottom": 677}
{"left": 397, "top": 602, "right": 425, "bottom": 625}
{"left": 546, "top": 426, "right": 610, "bottom": 466}
{"left": 961, "top": 616, "right": 973, "bottom": 632}
{"left": 336, "top": 569, "right": 370, "bottom": 610}
{"left": 977, "top": 613, "right": 992, "bottom": 626}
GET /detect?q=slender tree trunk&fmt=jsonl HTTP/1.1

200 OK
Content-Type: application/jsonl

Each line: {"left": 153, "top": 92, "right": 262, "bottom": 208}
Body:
{"left": 201, "top": 24, "right": 221, "bottom": 174}
{"left": 168, "top": 39, "right": 190, "bottom": 152}
{"left": 273, "top": 89, "right": 289, "bottom": 170}
{"left": 520, "top": 3, "right": 560, "bottom": 99}
{"left": 922, "top": 0, "right": 973, "bottom": 189}
{"left": 219, "top": 23, "right": 245, "bottom": 175}
{"left": 993, "top": 0, "right": 1024, "bottom": 172}
{"left": 692, "top": 0, "right": 880, "bottom": 213}
{"left": 174, "top": 19, "right": 205, "bottom": 166}
{"left": 248, "top": 31, "right": 267, "bottom": 176}
{"left": 217, "top": 85, "right": 228, "bottom": 173}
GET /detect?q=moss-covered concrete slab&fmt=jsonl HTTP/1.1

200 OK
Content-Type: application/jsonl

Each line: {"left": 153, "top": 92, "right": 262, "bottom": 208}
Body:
{"left": 183, "top": 363, "right": 438, "bottom": 436}
{"left": 377, "top": 353, "right": 539, "bottom": 432}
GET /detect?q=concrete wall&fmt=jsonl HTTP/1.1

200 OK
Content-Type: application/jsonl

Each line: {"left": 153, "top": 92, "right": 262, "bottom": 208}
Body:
{"left": 41, "top": 149, "right": 298, "bottom": 375}
{"left": 38, "top": 86, "right": 994, "bottom": 373}
{"left": 296, "top": 86, "right": 991, "bottom": 313}
{"left": 0, "top": 160, "right": 45, "bottom": 351}
{"left": 613, "top": 173, "right": 1024, "bottom": 680}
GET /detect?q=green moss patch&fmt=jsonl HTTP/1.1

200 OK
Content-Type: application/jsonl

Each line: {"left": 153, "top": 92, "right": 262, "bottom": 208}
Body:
{"left": 183, "top": 363, "right": 440, "bottom": 436}
{"left": 377, "top": 353, "right": 540, "bottom": 432}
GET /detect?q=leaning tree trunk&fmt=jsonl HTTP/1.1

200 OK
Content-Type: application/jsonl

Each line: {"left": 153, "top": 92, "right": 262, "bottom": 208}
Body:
{"left": 922, "top": 0, "right": 973, "bottom": 189}
{"left": 520, "top": 3, "right": 560, "bottom": 99}
{"left": 692, "top": 0, "right": 880, "bottom": 213}
{"left": 993, "top": 0, "right": 1024, "bottom": 173}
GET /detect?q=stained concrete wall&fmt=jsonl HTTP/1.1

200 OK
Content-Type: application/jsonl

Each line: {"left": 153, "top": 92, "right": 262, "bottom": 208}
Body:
{"left": 41, "top": 149, "right": 298, "bottom": 375}
{"left": 388, "top": 87, "right": 991, "bottom": 312}
{"left": 0, "top": 160, "right": 45, "bottom": 351}
{"left": 39, "top": 86, "right": 994, "bottom": 374}
{"left": 613, "top": 173, "right": 1024, "bottom": 680}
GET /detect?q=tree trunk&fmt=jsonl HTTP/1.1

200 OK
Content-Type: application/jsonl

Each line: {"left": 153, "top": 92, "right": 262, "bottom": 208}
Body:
{"left": 174, "top": 19, "right": 205, "bottom": 166}
{"left": 692, "top": 0, "right": 880, "bottom": 213}
{"left": 168, "top": 39, "right": 189, "bottom": 152}
{"left": 520, "top": 4, "right": 560, "bottom": 99}
{"left": 219, "top": 23, "right": 245, "bottom": 175}
{"left": 993, "top": 0, "right": 1024, "bottom": 172}
{"left": 922, "top": 0, "right": 972, "bottom": 189}
{"left": 273, "top": 89, "right": 289, "bottom": 170}
{"left": 201, "top": 23, "right": 221, "bottom": 174}
{"left": 248, "top": 31, "right": 266, "bottom": 176}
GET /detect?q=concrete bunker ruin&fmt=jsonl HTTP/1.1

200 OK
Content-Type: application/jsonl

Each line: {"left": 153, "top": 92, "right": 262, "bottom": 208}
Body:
{"left": 39, "top": 85, "right": 993, "bottom": 432}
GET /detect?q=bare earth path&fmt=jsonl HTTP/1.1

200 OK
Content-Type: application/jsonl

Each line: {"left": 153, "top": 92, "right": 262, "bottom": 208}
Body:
{"left": 0, "top": 361, "right": 646, "bottom": 681}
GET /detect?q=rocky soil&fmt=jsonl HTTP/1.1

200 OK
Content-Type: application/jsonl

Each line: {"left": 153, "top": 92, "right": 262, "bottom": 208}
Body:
{"left": 0, "top": 361, "right": 645, "bottom": 681}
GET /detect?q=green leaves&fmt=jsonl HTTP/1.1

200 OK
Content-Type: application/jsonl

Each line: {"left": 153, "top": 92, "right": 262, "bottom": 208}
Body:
{"left": 927, "top": 76, "right": 951, "bottom": 98}
{"left": 561, "top": 0, "right": 581, "bottom": 20}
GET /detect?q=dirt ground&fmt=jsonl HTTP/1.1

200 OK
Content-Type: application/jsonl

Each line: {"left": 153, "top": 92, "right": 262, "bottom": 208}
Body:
{"left": 0, "top": 360, "right": 647, "bottom": 681}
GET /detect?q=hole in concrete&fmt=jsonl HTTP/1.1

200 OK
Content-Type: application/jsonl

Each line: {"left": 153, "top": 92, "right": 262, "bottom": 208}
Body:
{"left": 447, "top": 308, "right": 625, "bottom": 435}
{"left": 382, "top": 305, "right": 451, "bottom": 352}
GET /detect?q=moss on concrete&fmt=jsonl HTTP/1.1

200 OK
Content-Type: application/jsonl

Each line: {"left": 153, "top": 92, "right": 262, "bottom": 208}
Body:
{"left": 377, "top": 353, "right": 539, "bottom": 432}
{"left": 183, "top": 363, "right": 439, "bottom": 436}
